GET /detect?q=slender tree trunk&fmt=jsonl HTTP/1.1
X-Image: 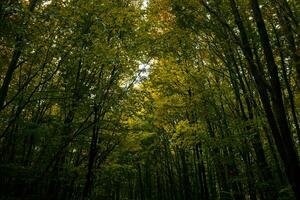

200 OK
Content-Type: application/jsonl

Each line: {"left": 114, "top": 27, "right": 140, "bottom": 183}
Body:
{"left": 179, "top": 149, "right": 192, "bottom": 200}
{"left": 229, "top": 0, "right": 300, "bottom": 198}
{"left": 0, "top": 0, "right": 38, "bottom": 111}
{"left": 273, "top": 24, "right": 300, "bottom": 140}
{"left": 195, "top": 143, "right": 209, "bottom": 200}
{"left": 0, "top": 38, "right": 22, "bottom": 110}
{"left": 82, "top": 105, "right": 99, "bottom": 199}
{"left": 137, "top": 163, "right": 145, "bottom": 200}
{"left": 251, "top": 0, "right": 300, "bottom": 198}
{"left": 274, "top": 0, "right": 300, "bottom": 89}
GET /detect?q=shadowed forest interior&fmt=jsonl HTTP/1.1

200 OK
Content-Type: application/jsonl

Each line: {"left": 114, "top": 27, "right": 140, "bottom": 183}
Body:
{"left": 0, "top": 0, "right": 300, "bottom": 199}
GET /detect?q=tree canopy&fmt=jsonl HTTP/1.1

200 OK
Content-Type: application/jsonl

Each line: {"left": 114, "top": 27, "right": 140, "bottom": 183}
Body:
{"left": 0, "top": 0, "right": 300, "bottom": 199}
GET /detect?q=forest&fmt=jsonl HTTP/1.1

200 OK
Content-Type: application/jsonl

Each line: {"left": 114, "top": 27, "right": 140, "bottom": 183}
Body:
{"left": 0, "top": 0, "right": 300, "bottom": 199}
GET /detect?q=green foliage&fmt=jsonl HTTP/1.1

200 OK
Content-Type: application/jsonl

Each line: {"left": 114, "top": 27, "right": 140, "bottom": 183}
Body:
{"left": 0, "top": 0, "right": 299, "bottom": 199}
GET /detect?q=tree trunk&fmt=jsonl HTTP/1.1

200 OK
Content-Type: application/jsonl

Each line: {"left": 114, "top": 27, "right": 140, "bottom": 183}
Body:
{"left": 251, "top": 0, "right": 300, "bottom": 198}
{"left": 82, "top": 105, "right": 99, "bottom": 199}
